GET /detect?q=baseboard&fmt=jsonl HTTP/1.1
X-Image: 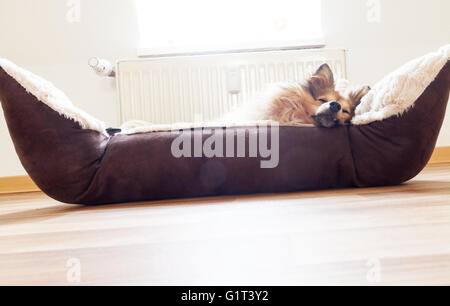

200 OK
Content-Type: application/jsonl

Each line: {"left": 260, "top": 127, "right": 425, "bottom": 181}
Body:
{"left": 0, "top": 176, "right": 40, "bottom": 194}
{"left": 429, "top": 146, "right": 450, "bottom": 164}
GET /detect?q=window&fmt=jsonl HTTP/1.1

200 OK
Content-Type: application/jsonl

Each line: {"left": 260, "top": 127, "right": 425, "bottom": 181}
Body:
{"left": 136, "top": 0, "right": 323, "bottom": 56}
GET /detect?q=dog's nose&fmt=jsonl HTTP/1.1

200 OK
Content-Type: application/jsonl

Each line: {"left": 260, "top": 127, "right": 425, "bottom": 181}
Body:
{"left": 330, "top": 102, "right": 341, "bottom": 113}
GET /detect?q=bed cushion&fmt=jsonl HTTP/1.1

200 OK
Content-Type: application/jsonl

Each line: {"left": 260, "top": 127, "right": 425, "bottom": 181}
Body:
{"left": 0, "top": 48, "right": 449, "bottom": 205}
{"left": 353, "top": 45, "right": 450, "bottom": 125}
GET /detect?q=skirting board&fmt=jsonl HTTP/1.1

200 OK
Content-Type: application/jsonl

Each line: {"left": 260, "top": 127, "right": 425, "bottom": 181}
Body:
{"left": 0, "top": 176, "right": 40, "bottom": 194}
{"left": 0, "top": 146, "right": 449, "bottom": 195}
{"left": 429, "top": 146, "right": 450, "bottom": 164}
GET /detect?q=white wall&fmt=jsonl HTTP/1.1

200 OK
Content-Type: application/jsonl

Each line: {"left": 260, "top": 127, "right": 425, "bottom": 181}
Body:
{"left": 0, "top": 0, "right": 449, "bottom": 177}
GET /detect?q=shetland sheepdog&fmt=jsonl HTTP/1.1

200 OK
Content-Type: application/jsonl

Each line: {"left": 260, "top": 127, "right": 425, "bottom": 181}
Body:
{"left": 225, "top": 63, "right": 370, "bottom": 128}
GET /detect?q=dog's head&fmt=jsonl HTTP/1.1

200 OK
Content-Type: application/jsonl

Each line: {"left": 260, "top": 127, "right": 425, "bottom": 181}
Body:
{"left": 308, "top": 64, "right": 370, "bottom": 128}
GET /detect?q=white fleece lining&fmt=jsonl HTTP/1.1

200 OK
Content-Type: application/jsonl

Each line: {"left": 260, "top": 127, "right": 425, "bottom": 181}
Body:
{"left": 0, "top": 58, "right": 107, "bottom": 135}
{"left": 352, "top": 45, "right": 450, "bottom": 125}
{"left": 119, "top": 120, "right": 312, "bottom": 135}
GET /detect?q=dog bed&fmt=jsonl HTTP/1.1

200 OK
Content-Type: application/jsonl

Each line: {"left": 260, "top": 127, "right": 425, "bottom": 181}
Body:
{"left": 0, "top": 46, "right": 449, "bottom": 205}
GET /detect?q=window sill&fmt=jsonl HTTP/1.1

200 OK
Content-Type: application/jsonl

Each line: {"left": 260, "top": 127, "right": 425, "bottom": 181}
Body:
{"left": 137, "top": 39, "right": 326, "bottom": 58}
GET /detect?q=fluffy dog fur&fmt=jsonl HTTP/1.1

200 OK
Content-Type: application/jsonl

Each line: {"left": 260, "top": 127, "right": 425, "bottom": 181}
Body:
{"left": 225, "top": 64, "right": 370, "bottom": 128}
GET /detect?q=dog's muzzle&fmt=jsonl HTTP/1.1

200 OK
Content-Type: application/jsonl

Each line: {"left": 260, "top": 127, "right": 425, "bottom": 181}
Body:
{"left": 313, "top": 101, "right": 342, "bottom": 128}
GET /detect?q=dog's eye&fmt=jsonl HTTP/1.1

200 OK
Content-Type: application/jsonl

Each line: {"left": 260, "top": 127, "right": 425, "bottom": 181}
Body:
{"left": 319, "top": 99, "right": 327, "bottom": 103}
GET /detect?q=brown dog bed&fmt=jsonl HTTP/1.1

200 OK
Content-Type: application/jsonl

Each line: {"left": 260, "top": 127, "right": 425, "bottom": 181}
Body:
{"left": 0, "top": 51, "right": 449, "bottom": 205}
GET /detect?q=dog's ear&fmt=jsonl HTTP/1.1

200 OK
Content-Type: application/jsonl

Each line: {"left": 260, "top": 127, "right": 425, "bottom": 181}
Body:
{"left": 314, "top": 64, "right": 334, "bottom": 83}
{"left": 308, "top": 64, "right": 335, "bottom": 98}
{"left": 349, "top": 85, "right": 371, "bottom": 107}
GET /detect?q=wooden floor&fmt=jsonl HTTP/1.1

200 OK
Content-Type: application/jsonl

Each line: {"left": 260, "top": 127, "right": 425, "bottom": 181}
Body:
{"left": 2, "top": 164, "right": 450, "bottom": 286}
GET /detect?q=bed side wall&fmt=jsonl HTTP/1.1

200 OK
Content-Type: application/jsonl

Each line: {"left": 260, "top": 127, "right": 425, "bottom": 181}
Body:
{"left": 349, "top": 62, "right": 450, "bottom": 187}
{"left": 0, "top": 67, "right": 109, "bottom": 203}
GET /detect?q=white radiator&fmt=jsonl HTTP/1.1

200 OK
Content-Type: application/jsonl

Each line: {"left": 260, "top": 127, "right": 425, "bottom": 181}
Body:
{"left": 116, "top": 49, "right": 347, "bottom": 124}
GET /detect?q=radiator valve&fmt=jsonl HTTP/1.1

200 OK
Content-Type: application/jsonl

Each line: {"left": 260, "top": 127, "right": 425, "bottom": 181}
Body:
{"left": 88, "top": 57, "right": 115, "bottom": 77}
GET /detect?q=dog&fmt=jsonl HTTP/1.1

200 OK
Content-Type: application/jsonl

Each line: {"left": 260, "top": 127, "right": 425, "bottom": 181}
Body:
{"left": 224, "top": 64, "right": 370, "bottom": 128}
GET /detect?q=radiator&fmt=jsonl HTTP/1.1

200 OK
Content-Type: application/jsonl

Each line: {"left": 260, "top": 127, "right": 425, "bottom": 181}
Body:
{"left": 116, "top": 49, "right": 347, "bottom": 124}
